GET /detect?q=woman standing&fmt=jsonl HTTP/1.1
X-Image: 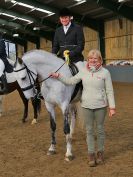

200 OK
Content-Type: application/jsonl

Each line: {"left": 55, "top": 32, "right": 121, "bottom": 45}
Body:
{"left": 50, "top": 49, "right": 116, "bottom": 167}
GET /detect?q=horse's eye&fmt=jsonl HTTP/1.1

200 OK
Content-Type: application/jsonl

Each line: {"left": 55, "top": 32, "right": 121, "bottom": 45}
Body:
{"left": 21, "top": 76, "right": 26, "bottom": 80}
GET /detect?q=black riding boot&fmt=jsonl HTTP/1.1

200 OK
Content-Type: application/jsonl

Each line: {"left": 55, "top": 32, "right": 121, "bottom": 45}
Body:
{"left": 0, "top": 74, "right": 8, "bottom": 94}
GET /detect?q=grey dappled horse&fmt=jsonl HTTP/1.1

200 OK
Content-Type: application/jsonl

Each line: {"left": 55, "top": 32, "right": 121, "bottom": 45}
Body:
{"left": 14, "top": 49, "right": 82, "bottom": 161}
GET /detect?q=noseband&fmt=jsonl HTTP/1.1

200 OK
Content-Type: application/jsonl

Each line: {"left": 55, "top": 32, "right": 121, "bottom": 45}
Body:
{"left": 14, "top": 64, "right": 37, "bottom": 92}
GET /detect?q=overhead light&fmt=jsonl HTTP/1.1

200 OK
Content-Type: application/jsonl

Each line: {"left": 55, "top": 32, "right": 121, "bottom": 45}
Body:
{"left": 74, "top": 0, "right": 86, "bottom": 2}
{"left": 18, "top": 17, "right": 33, "bottom": 24}
{"left": 36, "top": 8, "right": 53, "bottom": 14}
{"left": 5, "top": 0, "right": 12, "bottom": 2}
{"left": 10, "top": 0, "right": 34, "bottom": 8}
{"left": 13, "top": 33, "right": 19, "bottom": 37}
{"left": 69, "top": 0, "right": 86, "bottom": 7}
{"left": 33, "top": 27, "right": 40, "bottom": 31}
{"left": 118, "top": 0, "right": 128, "bottom": 2}
{"left": 0, "top": 12, "right": 33, "bottom": 23}
{"left": 16, "top": 2, "right": 34, "bottom": 9}
{"left": 0, "top": 13, "right": 16, "bottom": 18}
{"left": 10, "top": 0, "right": 54, "bottom": 15}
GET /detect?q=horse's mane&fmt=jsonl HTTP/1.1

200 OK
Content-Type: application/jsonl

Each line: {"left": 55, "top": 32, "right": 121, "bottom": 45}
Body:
{"left": 21, "top": 49, "right": 72, "bottom": 77}
{"left": 22, "top": 49, "right": 64, "bottom": 67}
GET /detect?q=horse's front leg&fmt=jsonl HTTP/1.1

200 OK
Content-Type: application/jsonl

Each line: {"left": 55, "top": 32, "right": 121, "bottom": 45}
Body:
{"left": 45, "top": 102, "right": 56, "bottom": 155}
{"left": 63, "top": 107, "right": 74, "bottom": 161}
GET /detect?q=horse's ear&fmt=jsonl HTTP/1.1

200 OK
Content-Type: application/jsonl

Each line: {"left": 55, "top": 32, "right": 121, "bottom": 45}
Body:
{"left": 18, "top": 57, "right": 23, "bottom": 64}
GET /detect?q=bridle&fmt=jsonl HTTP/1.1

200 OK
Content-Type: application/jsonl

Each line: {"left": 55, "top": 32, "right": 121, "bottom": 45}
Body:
{"left": 14, "top": 61, "right": 66, "bottom": 93}
{"left": 14, "top": 63, "right": 37, "bottom": 93}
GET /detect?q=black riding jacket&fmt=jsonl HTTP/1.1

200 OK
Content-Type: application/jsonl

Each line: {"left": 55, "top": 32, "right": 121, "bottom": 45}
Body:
{"left": 0, "top": 39, "right": 13, "bottom": 72}
{"left": 52, "top": 22, "right": 85, "bottom": 63}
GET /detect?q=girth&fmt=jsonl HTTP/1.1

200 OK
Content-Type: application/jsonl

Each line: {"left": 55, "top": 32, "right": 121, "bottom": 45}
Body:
{"left": 69, "top": 63, "right": 82, "bottom": 102}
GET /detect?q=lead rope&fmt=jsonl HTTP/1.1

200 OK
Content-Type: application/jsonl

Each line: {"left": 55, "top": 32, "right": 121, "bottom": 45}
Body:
{"left": 37, "top": 61, "right": 66, "bottom": 84}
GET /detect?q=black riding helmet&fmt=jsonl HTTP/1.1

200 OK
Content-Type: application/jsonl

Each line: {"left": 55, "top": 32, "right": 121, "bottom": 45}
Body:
{"left": 59, "top": 8, "right": 72, "bottom": 17}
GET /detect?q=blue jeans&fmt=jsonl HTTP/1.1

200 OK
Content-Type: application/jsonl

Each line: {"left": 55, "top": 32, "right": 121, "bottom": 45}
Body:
{"left": 82, "top": 107, "right": 107, "bottom": 153}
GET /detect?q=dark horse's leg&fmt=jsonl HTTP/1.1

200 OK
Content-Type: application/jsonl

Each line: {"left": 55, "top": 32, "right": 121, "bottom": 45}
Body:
{"left": 15, "top": 82, "right": 29, "bottom": 123}
{"left": 0, "top": 79, "right": 39, "bottom": 123}
{"left": 15, "top": 82, "right": 39, "bottom": 123}
{"left": 30, "top": 80, "right": 41, "bottom": 124}
{"left": 0, "top": 81, "right": 29, "bottom": 122}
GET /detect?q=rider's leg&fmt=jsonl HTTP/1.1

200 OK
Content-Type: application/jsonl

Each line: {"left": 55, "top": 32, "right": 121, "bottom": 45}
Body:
{"left": 0, "top": 59, "right": 5, "bottom": 77}
{"left": 0, "top": 60, "right": 8, "bottom": 93}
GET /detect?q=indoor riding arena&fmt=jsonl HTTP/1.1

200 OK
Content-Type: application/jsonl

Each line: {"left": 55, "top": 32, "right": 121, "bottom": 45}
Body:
{"left": 0, "top": 0, "right": 133, "bottom": 177}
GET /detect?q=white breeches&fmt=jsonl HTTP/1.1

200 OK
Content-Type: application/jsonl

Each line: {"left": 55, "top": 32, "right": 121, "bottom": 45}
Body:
{"left": 0, "top": 59, "right": 5, "bottom": 77}
{"left": 0, "top": 60, "right": 5, "bottom": 77}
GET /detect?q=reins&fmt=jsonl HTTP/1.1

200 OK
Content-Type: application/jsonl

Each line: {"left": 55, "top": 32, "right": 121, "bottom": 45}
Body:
{"left": 37, "top": 61, "right": 66, "bottom": 84}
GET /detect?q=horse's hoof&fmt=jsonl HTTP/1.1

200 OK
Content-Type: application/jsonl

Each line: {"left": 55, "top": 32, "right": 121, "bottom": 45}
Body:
{"left": 22, "top": 119, "right": 27, "bottom": 123}
{"left": 65, "top": 155, "right": 74, "bottom": 161}
{"left": 31, "top": 119, "right": 37, "bottom": 125}
{"left": 47, "top": 150, "right": 56, "bottom": 155}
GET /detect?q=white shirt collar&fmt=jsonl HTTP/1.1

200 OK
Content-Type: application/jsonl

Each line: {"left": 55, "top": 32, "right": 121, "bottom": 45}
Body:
{"left": 63, "top": 22, "right": 71, "bottom": 34}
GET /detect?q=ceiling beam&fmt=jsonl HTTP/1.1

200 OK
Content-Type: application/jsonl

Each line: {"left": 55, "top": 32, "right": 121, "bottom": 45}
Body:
{"left": 90, "top": 0, "right": 133, "bottom": 21}
{"left": 11, "top": 0, "right": 100, "bottom": 31}
{"left": 0, "top": 18, "right": 53, "bottom": 41}
{"left": 0, "top": 7, "right": 56, "bottom": 29}
{"left": 12, "top": 0, "right": 58, "bottom": 14}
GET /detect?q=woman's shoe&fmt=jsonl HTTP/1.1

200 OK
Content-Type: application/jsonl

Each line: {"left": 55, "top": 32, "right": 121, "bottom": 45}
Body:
{"left": 96, "top": 151, "right": 104, "bottom": 165}
{"left": 89, "top": 153, "right": 96, "bottom": 167}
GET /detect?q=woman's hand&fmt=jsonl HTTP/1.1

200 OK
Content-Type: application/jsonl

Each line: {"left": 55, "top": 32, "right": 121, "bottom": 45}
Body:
{"left": 109, "top": 108, "right": 116, "bottom": 117}
{"left": 49, "top": 72, "right": 60, "bottom": 78}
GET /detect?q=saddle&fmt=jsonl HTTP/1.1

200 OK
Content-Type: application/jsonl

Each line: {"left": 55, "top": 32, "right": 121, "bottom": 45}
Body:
{"left": 69, "top": 63, "right": 83, "bottom": 102}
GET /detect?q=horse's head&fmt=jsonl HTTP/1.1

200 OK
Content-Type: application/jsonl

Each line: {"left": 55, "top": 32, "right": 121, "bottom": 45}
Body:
{"left": 14, "top": 57, "right": 37, "bottom": 99}
{"left": 14, "top": 57, "right": 27, "bottom": 80}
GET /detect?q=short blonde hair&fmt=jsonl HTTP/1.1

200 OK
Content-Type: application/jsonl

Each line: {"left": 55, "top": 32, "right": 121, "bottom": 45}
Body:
{"left": 87, "top": 49, "right": 103, "bottom": 63}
